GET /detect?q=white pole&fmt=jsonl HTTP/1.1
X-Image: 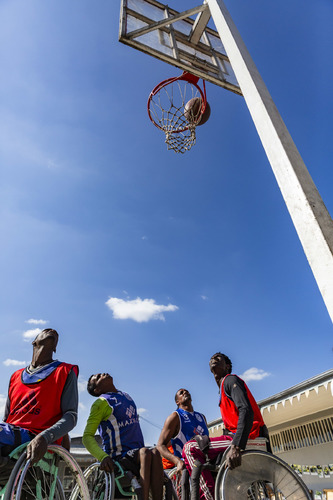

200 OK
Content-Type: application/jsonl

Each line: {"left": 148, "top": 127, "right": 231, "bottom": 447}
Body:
{"left": 207, "top": 0, "right": 333, "bottom": 322}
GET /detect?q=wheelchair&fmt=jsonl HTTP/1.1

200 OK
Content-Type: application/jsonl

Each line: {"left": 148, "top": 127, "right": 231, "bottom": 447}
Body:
{"left": 166, "top": 467, "right": 189, "bottom": 500}
{"left": 80, "top": 460, "right": 145, "bottom": 500}
{"left": 189, "top": 439, "right": 312, "bottom": 500}
{"left": 0, "top": 442, "right": 89, "bottom": 500}
{"left": 81, "top": 461, "right": 178, "bottom": 500}
{"left": 214, "top": 449, "right": 312, "bottom": 499}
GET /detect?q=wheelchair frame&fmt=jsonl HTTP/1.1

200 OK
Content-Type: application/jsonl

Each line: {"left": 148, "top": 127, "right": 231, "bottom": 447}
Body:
{"left": 81, "top": 461, "right": 141, "bottom": 500}
{"left": 82, "top": 461, "right": 178, "bottom": 500}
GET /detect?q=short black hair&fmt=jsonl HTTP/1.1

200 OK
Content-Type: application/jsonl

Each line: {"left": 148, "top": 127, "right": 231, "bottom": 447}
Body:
{"left": 87, "top": 375, "right": 98, "bottom": 397}
{"left": 210, "top": 353, "right": 232, "bottom": 373}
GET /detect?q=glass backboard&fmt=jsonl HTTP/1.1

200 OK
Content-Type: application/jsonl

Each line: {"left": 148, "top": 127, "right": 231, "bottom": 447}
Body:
{"left": 119, "top": 0, "right": 241, "bottom": 95}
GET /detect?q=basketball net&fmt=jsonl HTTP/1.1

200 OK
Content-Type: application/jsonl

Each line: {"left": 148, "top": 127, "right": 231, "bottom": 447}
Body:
{"left": 147, "top": 72, "right": 207, "bottom": 154}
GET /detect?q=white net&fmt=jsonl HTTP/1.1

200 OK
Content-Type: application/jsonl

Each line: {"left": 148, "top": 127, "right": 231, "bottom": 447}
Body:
{"left": 165, "top": 127, "right": 196, "bottom": 154}
{"left": 148, "top": 77, "right": 205, "bottom": 153}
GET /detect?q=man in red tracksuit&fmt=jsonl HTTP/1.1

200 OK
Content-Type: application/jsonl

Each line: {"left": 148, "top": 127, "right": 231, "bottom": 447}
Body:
{"left": 182, "top": 352, "right": 271, "bottom": 500}
{"left": 1, "top": 329, "right": 78, "bottom": 466}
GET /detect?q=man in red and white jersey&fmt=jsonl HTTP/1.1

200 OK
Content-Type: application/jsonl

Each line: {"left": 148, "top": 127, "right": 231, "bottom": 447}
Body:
{"left": 1, "top": 329, "right": 78, "bottom": 465}
{"left": 182, "top": 352, "right": 270, "bottom": 500}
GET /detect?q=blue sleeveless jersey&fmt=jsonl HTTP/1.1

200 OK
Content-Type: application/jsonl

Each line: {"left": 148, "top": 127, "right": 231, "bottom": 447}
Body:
{"left": 171, "top": 408, "right": 208, "bottom": 458}
{"left": 98, "top": 391, "right": 144, "bottom": 459}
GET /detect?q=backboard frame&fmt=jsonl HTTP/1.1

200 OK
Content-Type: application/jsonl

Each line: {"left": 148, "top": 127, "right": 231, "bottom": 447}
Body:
{"left": 119, "top": 0, "right": 242, "bottom": 95}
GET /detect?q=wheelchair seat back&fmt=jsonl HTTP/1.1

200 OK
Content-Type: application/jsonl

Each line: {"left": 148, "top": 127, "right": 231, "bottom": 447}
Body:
{"left": 244, "top": 437, "right": 268, "bottom": 452}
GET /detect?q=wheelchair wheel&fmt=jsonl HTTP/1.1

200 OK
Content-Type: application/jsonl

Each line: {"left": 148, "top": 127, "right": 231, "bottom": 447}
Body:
{"left": 82, "top": 462, "right": 115, "bottom": 500}
{"left": 166, "top": 469, "right": 180, "bottom": 499}
{"left": 166, "top": 468, "right": 188, "bottom": 500}
{"left": 4, "top": 445, "right": 89, "bottom": 500}
{"left": 215, "top": 450, "right": 312, "bottom": 500}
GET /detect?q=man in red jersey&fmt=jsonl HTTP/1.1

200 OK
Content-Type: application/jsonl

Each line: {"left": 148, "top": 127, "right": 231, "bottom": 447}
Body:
{"left": 1, "top": 329, "right": 78, "bottom": 466}
{"left": 182, "top": 353, "right": 270, "bottom": 500}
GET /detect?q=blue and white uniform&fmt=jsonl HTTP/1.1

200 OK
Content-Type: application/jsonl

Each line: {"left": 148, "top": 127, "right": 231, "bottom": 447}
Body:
{"left": 171, "top": 408, "right": 208, "bottom": 458}
{"left": 98, "top": 391, "right": 144, "bottom": 459}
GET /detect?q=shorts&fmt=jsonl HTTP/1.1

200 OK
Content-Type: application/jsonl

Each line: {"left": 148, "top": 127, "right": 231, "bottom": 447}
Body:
{"left": 117, "top": 448, "right": 141, "bottom": 477}
{"left": 0, "top": 423, "right": 33, "bottom": 457}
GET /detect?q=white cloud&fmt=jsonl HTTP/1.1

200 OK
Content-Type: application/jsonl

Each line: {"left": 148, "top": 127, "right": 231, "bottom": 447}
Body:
{"left": 201, "top": 295, "right": 208, "bottom": 300}
{"left": 79, "top": 402, "right": 86, "bottom": 410}
{"left": 3, "top": 359, "right": 26, "bottom": 367}
{"left": 47, "top": 158, "right": 60, "bottom": 170}
{"left": 78, "top": 378, "right": 87, "bottom": 393}
{"left": 22, "top": 328, "right": 42, "bottom": 341}
{"left": 0, "top": 394, "right": 6, "bottom": 419}
{"left": 240, "top": 367, "right": 271, "bottom": 382}
{"left": 25, "top": 319, "right": 48, "bottom": 325}
{"left": 105, "top": 297, "right": 179, "bottom": 323}
{"left": 137, "top": 408, "right": 148, "bottom": 416}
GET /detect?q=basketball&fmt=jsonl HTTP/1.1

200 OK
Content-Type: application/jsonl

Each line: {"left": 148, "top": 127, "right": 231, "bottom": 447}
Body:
{"left": 184, "top": 97, "right": 211, "bottom": 126}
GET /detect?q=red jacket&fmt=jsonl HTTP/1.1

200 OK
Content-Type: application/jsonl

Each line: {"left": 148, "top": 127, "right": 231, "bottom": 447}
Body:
{"left": 219, "top": 374, "right": 264, "bottom": 439}
{"left": 6, "top": 362, "right": 78, "bottom": 436}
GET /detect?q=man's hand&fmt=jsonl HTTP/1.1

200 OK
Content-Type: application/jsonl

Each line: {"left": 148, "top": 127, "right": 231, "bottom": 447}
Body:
{"left": 61, "top": 434, "right": 71, "bottom": 451}
{"left": 100, "top": 456, "right": 114, "bottom": 473}
{"left": 176, "top": 458, "right": 186, "bottom": 475}
{"left": 26, "top": 435, "right": 48, "bottom": 465}
{"left": 226, "top": 445, "right": 242, "bottom": 470}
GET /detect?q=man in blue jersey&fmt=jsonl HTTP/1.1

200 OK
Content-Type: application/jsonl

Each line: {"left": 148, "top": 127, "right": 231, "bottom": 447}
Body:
{"left": 82, "top": 373, "right": 164, "bottom": 500}
{"left": 157, "top": 388, "right": 209, "bottom": 475}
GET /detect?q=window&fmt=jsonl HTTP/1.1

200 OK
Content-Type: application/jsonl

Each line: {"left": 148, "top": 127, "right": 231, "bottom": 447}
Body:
{"left": 270, "top": 416, "right": 333, "bottom": 454}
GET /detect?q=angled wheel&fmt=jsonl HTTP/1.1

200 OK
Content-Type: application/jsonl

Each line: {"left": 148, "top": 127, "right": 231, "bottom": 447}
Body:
{"left": 4, "top": 445, "right": 89, "bottom": 500}
{"left": 166, "top": 468, "right": 188, "bottom": 500}
{"left": 81, "top": 462, "right": 115, "bottom": 500}
{"left": 215, "top": 450, "right": 312, "bottom": 500}
{"left": 166, "top": 468, "right": 180, "bottom": 499}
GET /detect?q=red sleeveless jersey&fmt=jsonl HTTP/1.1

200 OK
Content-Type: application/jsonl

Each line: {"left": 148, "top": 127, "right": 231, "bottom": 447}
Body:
{"left": 219, "top": 374, "right": 264, "bottom": 439}
{"left": 6, "top": 362, "right": 78, "bottom": 436}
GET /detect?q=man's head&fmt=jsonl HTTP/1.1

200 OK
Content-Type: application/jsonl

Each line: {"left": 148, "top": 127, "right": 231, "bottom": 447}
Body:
{"left": 32, "top": 328, "right": 59, "bottom": 349}
{"left": 209, "top": 353, "right": 232, "bottom": 384}
{"left": 87, "top": 373, "right": 115, "bottom": 397}
{"left": 175, "top": 388, "right": 192, "bottom": 408}
{"left": 31, "top": 329, "right": 59, "bottom": 367}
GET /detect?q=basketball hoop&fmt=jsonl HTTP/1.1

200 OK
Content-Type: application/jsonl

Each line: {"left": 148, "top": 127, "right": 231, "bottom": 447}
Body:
{"left": 147, "top": 72, "right": 208, "bottom": 154}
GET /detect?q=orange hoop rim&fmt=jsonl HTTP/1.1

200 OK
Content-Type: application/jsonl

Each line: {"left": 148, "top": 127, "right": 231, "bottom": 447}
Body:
{"left": 147, "top": 72, "right": 207, "bottom": 134}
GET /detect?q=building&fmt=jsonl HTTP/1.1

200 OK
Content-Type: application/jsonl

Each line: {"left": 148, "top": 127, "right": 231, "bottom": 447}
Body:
{"left": 70, "top": 434, "right": 99, "bottom": 470}
{"left": 209, "top": 368, "right": 333, "bottom": 499}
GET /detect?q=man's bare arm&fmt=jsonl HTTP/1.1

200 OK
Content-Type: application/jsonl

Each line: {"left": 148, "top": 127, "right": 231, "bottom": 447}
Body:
{"left": 157, "top": 412, "right": 184, "bottom": 472}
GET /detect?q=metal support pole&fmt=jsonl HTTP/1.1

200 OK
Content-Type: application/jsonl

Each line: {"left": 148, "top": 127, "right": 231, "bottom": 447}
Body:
{"left": 207, "top": 0, "right": 333, "bottom": 322}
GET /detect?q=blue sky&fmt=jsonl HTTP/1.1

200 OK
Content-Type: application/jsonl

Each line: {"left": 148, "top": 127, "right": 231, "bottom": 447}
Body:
{"left": 0, "top": 0, "right": 332, "bottom": 446}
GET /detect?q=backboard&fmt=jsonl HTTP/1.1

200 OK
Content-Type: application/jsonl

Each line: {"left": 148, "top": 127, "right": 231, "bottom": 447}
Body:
{"left": 119, "top": 0, "right": 242, "bottom": 95}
